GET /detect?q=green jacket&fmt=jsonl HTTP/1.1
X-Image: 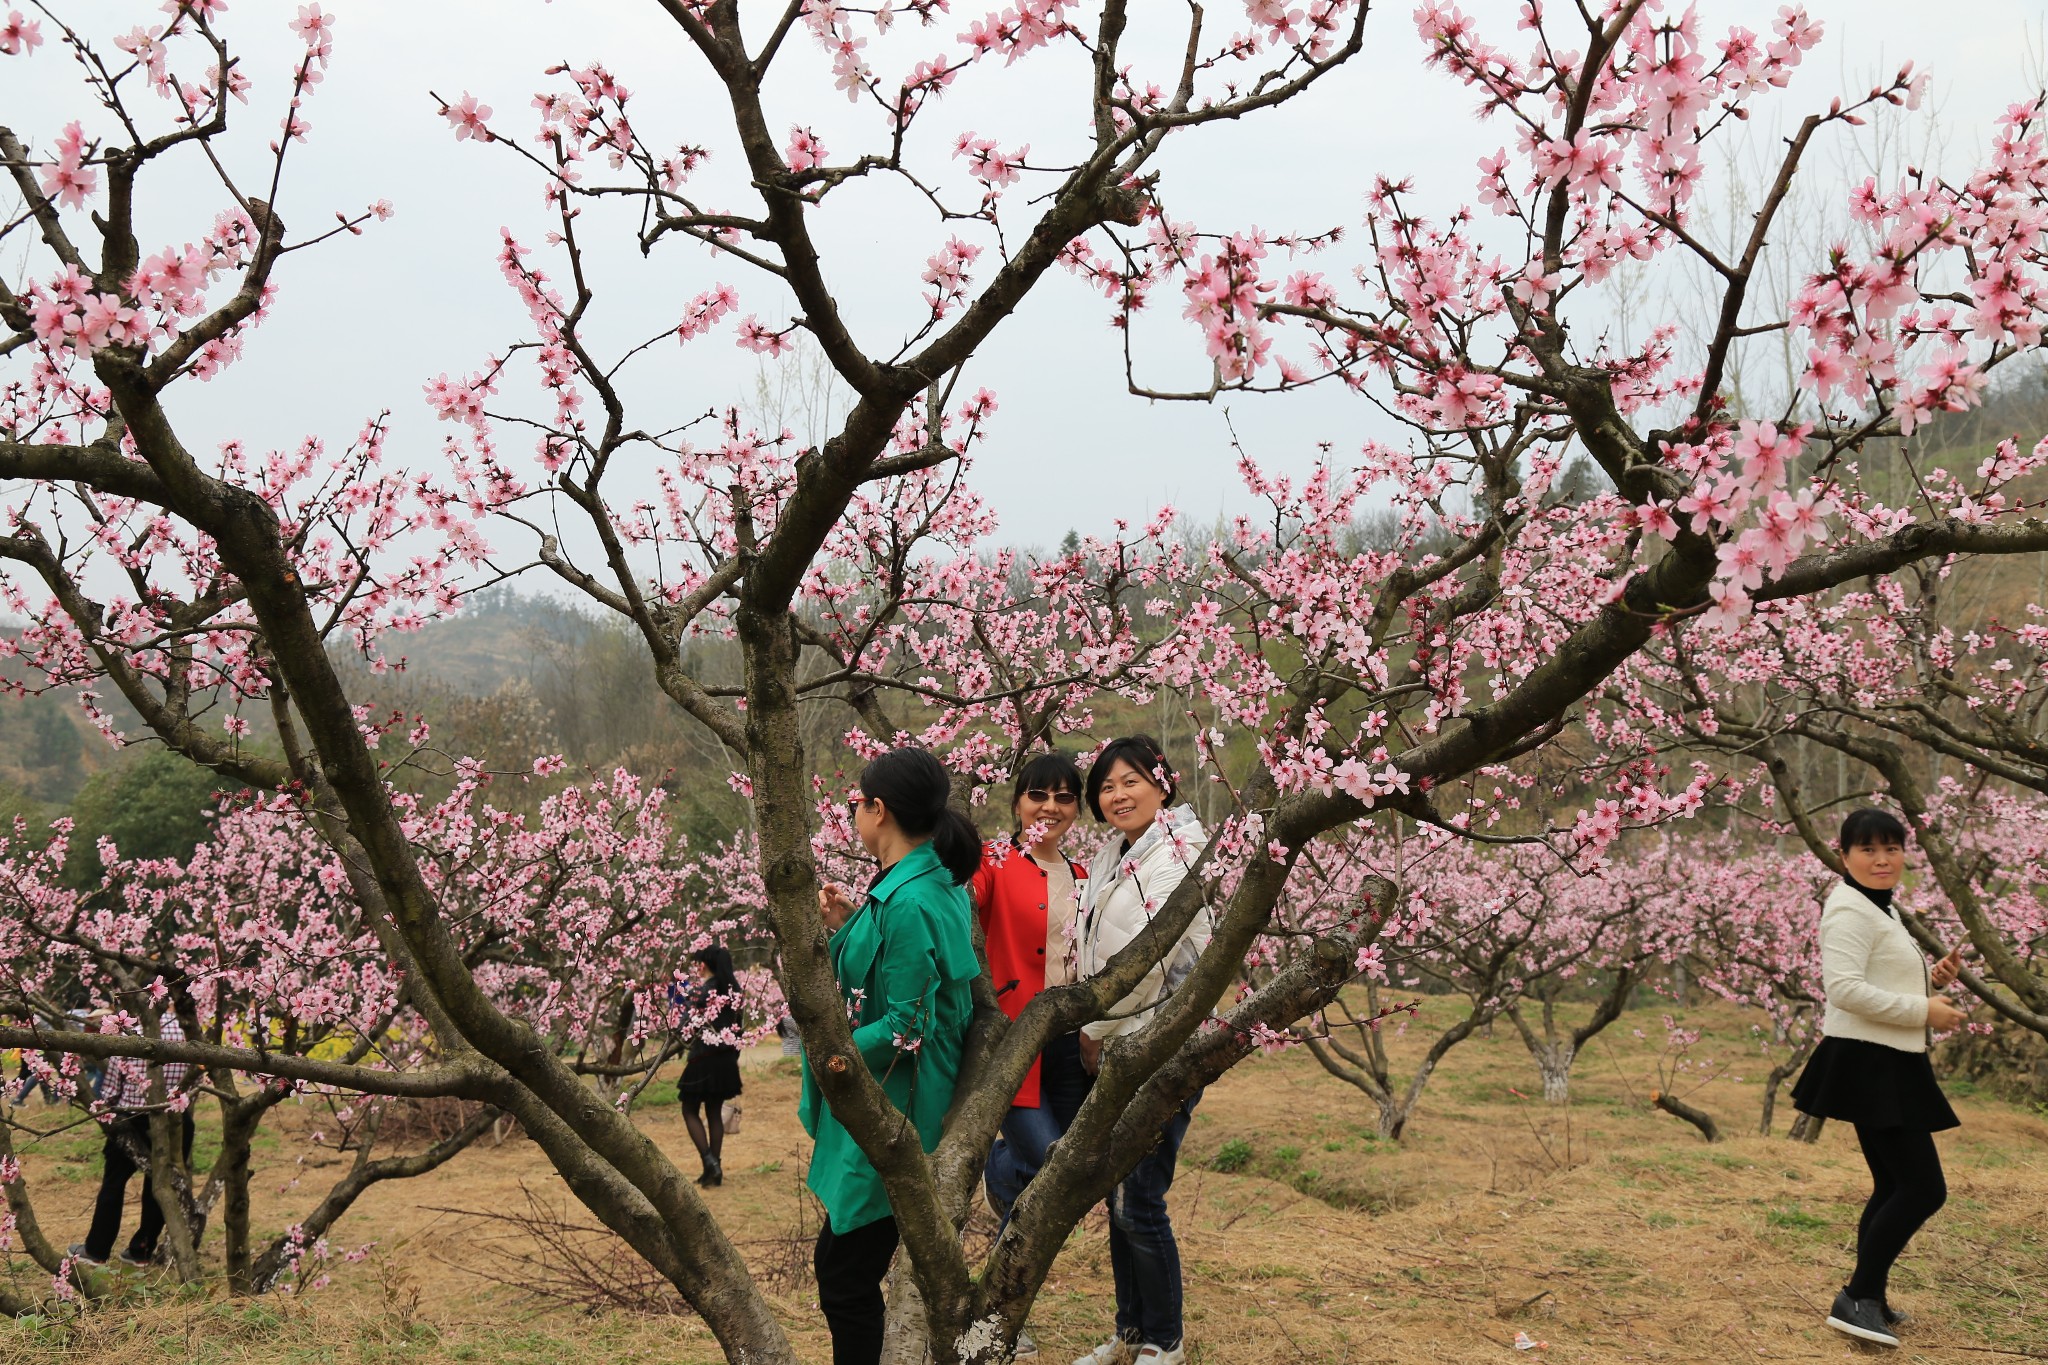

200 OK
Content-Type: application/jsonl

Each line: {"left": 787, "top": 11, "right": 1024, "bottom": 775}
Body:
{"left": 800, "top": 840, "right": 977, "bottom": 1233}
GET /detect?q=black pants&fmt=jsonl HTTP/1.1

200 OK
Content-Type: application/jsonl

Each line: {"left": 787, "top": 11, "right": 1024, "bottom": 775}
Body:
{"left": 84, "top": 1112, "right": 195, "bottom": 1262}
{"left": 815, "top": 1215, "right": 899, "bottom": 1365}
{"left": 1847, "top": 1124, "right": 1947, "bottom": 1303}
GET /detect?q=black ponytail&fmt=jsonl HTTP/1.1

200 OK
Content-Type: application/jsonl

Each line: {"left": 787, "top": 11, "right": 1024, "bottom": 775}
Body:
{"left": 858, "top": 747, "right": 984, "bottom": 886}
{"left": 928, "top": 808, "right": 983, "bottom": 886}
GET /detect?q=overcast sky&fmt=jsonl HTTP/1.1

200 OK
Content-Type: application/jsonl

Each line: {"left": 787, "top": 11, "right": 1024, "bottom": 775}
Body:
{"left": 8, "top": 1, "right": 2047, "bottom": 558}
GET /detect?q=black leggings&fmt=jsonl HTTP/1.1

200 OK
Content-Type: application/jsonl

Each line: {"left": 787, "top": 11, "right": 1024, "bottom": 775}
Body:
{"left": 1847, "top": 1124, "right": 1947, "bottom": 1303}
{"left": 680, "top": 1096, "right": 725, "bottom": 1166}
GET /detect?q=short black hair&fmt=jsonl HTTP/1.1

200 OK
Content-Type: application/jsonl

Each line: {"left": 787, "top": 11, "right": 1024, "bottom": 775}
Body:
{"left": 1085, "top": 735, "right": 1179, "bottom": 822}
{"left": 1839, "top": 807, "right": 1909, "bottom": 850}
{"left": 1011, "top": 752, "right": 1083, "bottom": 827}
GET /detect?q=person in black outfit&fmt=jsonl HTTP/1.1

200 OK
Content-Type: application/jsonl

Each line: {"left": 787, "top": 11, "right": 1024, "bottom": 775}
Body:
{"left": 1790, "top": 808, "right": 1973, "bottom": 1348}
{"left": 675, "top": 945, "right": 744, "bottom": 1187}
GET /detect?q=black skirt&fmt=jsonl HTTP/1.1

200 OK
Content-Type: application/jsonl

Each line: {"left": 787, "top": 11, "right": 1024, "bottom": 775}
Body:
{"left": 677, "top": 1045, "right": 743, "bottom": 1103}
{"left": 1791, "top": 1036, "right": 1958, "bottom": 1132}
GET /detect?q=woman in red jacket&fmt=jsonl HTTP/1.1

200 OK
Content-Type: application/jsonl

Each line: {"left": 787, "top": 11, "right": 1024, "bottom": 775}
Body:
{"left": 975, "top": 753, "right": 1090, "bottom": 1243}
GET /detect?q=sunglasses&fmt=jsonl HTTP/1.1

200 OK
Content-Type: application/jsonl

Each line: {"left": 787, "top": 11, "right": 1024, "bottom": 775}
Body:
{"left": 1022, "top": 789, "right": 1079, "bottom": 807}
{"left": 846, "top": 795, "right": 867, "bottom": 818}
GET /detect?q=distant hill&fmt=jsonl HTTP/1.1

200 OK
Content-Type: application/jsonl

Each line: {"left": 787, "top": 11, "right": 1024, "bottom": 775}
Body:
{"left": 0, "top": 624, "right": 128, "bottom": 808}
{"left": 350, "top": 586, "right": 596, "bottom": 695}
{"left": 1, "top": 400, "right": 2045, "bottom": 823}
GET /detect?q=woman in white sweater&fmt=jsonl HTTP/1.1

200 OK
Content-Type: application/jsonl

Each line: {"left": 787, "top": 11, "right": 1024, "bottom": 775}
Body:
{"left": 1069, "top": 735, "right": 1209, "bottom": 1365}
{"left": 1790, "top": 808, "right": 1970, "bottom": 1349}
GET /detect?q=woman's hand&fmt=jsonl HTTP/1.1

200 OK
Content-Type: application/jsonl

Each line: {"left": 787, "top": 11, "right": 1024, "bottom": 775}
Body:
{"left": 819, "top": 883, "right": 857, "bottom": 932}
{"left": 1930, "top": 947, "right": 1963, "bottom": 989}
{"left": 1926, "top": 996, "right": 1969, "bottom": 1032}
{"left": 1077, "top": 1031, "right": 1102, "bottom": 1075}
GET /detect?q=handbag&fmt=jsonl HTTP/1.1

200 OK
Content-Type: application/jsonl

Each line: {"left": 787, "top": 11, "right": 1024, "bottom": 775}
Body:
{"left": 721, "top": 1101, "right": 743, "bottom": 1135}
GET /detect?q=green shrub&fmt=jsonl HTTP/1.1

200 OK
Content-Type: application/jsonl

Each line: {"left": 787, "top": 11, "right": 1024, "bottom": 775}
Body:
{"left": 1211, "top": 1138, "right": 1255, "bottom": 1173}
{"left": 1764, "top": 1204, "right": 1829, "bottom": 1231}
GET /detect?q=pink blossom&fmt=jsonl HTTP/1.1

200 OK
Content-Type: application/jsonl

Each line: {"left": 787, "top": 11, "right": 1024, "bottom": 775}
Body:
{"left": 0, "top": 10, "right": 41, "bottom": 56}
{"left": 1699, "top": 577, "right": 1752, "bottom": 634}
{"left": 784, "top": 126, "right": 826, "bottom": 173}
{"left": 443, "top": 93, "right": 494, "bottom": 142}
{"left": 37, "top": 123, "right": 98, "bottom": 210}
{"left": 735, "top": 315, "right": 794, "bottom": 356}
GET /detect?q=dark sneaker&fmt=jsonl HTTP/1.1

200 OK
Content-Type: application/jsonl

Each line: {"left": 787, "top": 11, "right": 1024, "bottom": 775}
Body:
{"left": 65, "top": 1244, "right": 106, "bottom": 1267}
{"left": 1882, "top": 1302, "right": 1911, "bottom": 1329}
{"left": 1013, "top": 1329, "right": 1038, "bottom": 1359}
{"left": 1826, "top": 1289, "right": 1899, "bottom": 1347}
{"left": 118, "top": 1248, "right": 153, "bottom": 1267}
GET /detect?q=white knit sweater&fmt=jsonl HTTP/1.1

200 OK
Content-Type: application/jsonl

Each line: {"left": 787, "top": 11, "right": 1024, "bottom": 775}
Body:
{"left": 1818, "top": 880, "right": 1932, "bottom": 1053}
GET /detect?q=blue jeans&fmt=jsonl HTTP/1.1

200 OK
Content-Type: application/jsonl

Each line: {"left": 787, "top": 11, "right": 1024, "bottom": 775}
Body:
{"left": 984, "top": 1032, "right": 1090, "bottom": 1220}
{"left": 1109, "top": 1092, "right": 1198, "bottom": 1350}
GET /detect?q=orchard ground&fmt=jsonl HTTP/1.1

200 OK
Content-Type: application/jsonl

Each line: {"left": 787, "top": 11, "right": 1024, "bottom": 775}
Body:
{"left": 5, "top": 999, "right": 2043, "bottom": 1365}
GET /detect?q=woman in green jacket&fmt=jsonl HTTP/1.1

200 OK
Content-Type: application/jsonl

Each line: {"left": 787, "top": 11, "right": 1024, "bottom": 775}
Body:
{"left": 805, "top": 747, "right": 981, "bottom": 1365}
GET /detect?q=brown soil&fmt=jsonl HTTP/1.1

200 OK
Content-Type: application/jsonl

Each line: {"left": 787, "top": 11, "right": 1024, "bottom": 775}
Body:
{"left": 4, "top": 999, "right": 2044, "bottom": 1365}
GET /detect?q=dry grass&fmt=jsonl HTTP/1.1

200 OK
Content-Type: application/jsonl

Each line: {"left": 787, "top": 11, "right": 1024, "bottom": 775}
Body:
{"left": 4, "top": 998, "right": 2044, "bottom": 1365}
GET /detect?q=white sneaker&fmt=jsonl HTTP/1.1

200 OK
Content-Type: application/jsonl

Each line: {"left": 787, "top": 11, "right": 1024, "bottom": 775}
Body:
{"left": 1134, "top": 1346, "right": 1185, "bottom": 1365}
{"left": 1013, "top": 1329, "right": 1038, "bottom": 1360}
{"left": 1071, "top": 1339, "right": 1136, "bottom": 1365}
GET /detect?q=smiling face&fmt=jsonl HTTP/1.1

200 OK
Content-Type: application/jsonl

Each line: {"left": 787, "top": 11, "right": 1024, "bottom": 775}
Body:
{"left": 1843, "top": 837, "right": 1906, "bottom": 891}
{"left": 1014, "top": 782, "right": 1079, "bottom": 853}
{"left": 1097, "top": 757, "right": 1168, "bottom": 840}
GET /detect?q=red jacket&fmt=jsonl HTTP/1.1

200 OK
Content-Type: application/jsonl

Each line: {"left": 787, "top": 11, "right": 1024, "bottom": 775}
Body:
{"left": 971, "top": 839, "right": 1086, "bottom": 1108}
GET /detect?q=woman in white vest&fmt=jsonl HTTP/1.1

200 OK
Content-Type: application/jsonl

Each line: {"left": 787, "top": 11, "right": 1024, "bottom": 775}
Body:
{"left": 1070, "top": 735, "right": 1209, "bottom": 1365}
{"left": 1791, "top": 808, "right": 1971, "bottom": 1349}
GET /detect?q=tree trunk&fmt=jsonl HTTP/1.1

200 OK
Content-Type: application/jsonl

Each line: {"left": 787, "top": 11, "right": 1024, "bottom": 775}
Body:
{"left": 1757, "top": 1078, "right": 1781, "bottom": 1137}
{"left": 880, "top": 1252, "right": 933, "bottom": 1365}
{"left": 1787, "top": 1111, "right": 1826, "bottom": 1143}
{"left": 1376, "top": 1092, "right": 1412, "bottom": 1141}
{"left": 0, "top": 1120, "right": 82, "bottom": 1286}
{"left": 1503, "top": 1003, "right": 1578, "bottom": 1105}
{"left": 218, "top": 1098, "right": 267, "bottom": 1293}
{"left": 1651, "top": 1090, "right": 1720, "bottom": 1142}
{"left": 140, "top": 1110, "right": 204, "bottom": 1282}
{"left": 1757, "top": 1037, "right": 1816, "bottom": 1138}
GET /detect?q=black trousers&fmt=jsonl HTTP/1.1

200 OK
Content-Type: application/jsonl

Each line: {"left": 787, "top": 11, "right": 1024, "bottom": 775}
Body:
{"left": 83, "top": 1112, "right": 195, "bottom": 1262}
{"left": 1847, "top": 1124, "right": 1947, "bottom": 1303}
{"left": 815, "top": 1215, "right": 899, "bottom": 1365}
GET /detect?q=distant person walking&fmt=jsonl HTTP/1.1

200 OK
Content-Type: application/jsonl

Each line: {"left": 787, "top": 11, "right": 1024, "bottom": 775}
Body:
{"left": 69, "top": 1012, "right": 195, "bottom": 1268}
{"left": 1071, "top": 735, "right": 1210, "bottom": 1365}
{"left": 1790, "top": 808, "right": 1972, "bottom": 1349}
{"left": 675, "top": 945, "right": 744, "bottom": 1188}
{"left": 806, "top": 747, "right": 981, "bottom": 1365}
{"left": 974, "top": 752, "right": 1091, "bottom": 1361}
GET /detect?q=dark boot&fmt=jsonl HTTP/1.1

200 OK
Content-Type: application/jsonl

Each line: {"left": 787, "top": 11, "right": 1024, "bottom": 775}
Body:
{"left": 1826, "top": 1288, "right": 1900, "bottom": 1347}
